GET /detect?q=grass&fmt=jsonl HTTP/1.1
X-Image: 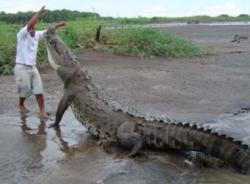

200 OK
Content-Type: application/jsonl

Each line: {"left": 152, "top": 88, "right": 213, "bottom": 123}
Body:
{"left": 0, "top": 19, "right": 204, "bottom": 75}
{"left": 0, "top": 23, "right": 19, "bottom": 75}
{"left": 102, "top": 28, "right": 204, "bottom": 59}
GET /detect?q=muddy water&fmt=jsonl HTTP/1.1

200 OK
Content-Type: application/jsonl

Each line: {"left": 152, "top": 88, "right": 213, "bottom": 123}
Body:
{"left": 0, "top": 108, "right": 249, "bottom": 184}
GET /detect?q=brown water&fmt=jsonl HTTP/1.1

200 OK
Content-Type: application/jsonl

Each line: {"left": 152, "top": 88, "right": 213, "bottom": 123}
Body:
{"left": 0, "top": 109, "right": 249, "bottom": 184}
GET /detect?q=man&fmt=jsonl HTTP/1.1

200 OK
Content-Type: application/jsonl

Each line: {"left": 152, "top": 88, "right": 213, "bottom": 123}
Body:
{"left": 14, "top": 6, "right": 65, "bottom": 119}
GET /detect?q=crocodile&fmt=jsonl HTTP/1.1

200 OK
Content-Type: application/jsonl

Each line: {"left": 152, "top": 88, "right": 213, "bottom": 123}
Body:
{"left": 44, "top": 27, "right": 250, "bottom": 173}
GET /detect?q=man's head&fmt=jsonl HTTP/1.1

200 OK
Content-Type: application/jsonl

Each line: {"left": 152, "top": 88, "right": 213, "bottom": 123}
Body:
{"left": 28, "top": 25, "right": 36, "bottom": 37}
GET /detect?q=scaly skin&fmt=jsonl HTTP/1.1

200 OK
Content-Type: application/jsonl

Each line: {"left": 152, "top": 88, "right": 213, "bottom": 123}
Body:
{"left": 44, "top": 27, "right": 250, "bottom": 173}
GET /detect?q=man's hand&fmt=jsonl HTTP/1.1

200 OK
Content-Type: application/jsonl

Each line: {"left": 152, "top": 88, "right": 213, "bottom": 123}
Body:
{"left": 38, "top": 5, "right": 46, "bottom": 15}
{"left": 27, "top": 5, "right": 46, "bottom": 30}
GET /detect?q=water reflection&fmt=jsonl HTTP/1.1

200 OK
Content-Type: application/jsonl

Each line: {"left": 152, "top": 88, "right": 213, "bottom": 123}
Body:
{"left": 20, "top": 114, "right": 46, "bottom": 134}
{"left": 52, "top": 126, "right": 99, "bottom": 158}
{"left": 14, "top": 112, "right": 250, "bottom": 184}
{"left": 53, "top": 127, "right": 76, "bottom": 157}
{"left": 19, "top": 114, "right": 47, "bottom": 171}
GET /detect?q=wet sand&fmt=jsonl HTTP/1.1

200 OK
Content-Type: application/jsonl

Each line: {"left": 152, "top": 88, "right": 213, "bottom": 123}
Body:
{"left": 1, "top": 25, "right": 250, "bottom": 184}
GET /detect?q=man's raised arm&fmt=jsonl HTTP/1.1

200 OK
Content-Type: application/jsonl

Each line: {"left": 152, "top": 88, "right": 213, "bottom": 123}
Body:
{"left": 26, "top": 6, "right": 46, "bottom": 30}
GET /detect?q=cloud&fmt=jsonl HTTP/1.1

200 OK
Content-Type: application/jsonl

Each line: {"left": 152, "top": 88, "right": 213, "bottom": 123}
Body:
{"left": 1, "top": 0, "right": 44, "bottom": 13}
{"left": 202, "top": 0, "right": 241, "bottom": 16}
{"left": 138, "top": 1, "right": 242, "bottom": 18}
{"left": 142, "top": 5, "right": 168, "bottom": 17}
{"left": 1, "top": 0, "right": 247, "bottom": 17}
{"left": 164, "top": 0, "right": 244, "bottom": 17}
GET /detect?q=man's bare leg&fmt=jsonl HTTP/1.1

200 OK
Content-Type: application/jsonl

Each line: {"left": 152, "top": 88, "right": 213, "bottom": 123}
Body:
{"left": 18, "top": 97, "right": 29, "bottom": 113}
{"left": 35, "top": 94, "right": 47, "bottom": 119}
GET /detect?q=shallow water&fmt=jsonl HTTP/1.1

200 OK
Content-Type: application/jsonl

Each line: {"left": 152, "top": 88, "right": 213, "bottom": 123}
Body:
{"left": 106, "top": 21, "right": 250, "bottom": 30}
{"left": 0, "top": 109, "right": 250, "bottom": 184}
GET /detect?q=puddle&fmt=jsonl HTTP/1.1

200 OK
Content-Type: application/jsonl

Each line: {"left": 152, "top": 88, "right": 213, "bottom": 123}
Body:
{"left": 0, "top": 109, "right": 249, "bottom": 184}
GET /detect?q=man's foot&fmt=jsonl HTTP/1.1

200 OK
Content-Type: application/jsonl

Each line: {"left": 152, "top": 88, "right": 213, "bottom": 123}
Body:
{"left": 38, "top": 112, "right": 54, "bottom": 122}
{"left": 39, "top": 112, "right": 49, "bottom": 120}
{"left": 18, "top": 105, "right": 30, "bottom": 114}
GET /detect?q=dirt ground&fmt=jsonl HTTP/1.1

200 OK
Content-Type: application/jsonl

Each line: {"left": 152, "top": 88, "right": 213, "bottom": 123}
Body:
{"left": 2, "top": 25, "right": 250, "bottom": 120}
{"left": 1, "top": 24, "right": 250, "bottom": 184}
{"left": 78, "top": 25, "right": 250, "bottom": 122}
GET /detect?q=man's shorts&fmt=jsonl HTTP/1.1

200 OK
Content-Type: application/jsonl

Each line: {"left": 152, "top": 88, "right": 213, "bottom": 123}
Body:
{"left": 14, "top": 64, "right": 43, "bottom": 98}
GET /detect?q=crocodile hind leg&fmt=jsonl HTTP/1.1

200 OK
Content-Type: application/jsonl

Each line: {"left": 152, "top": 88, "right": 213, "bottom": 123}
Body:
{"left": 117, "top": 121, "right": 143, "bottom": 157}
{"left": 98, "top": 133, "right": 116, "bottom": 153}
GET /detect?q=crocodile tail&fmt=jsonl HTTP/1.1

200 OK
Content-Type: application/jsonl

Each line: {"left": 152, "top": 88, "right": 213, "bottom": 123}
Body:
{"left": 136, "top": 121, "right": 250, "bottom": 173}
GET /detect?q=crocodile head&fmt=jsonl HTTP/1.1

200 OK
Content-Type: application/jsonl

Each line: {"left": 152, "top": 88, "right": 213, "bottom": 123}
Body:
{"left": 44, "top": 26, "right": 79, "bottom": 81}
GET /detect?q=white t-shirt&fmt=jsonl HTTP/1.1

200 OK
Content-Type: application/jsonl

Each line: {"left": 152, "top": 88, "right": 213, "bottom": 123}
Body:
{"left": 15, "top": 25, "right": 46, "bottom": 66}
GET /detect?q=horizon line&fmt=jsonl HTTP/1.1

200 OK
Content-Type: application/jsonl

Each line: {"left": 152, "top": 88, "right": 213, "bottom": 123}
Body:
{"left": 0, "top": 9, "right": 250, "bottom": 19}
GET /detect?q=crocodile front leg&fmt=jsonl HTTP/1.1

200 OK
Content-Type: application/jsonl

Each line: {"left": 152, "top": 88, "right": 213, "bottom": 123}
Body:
{"left": 117, "top": 121, "right": 143, "bottom": 157}
{"left": 50, "top": 92, "right": 74, "bottom": 128}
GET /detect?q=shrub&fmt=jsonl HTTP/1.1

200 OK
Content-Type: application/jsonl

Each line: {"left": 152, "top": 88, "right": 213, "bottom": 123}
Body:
{"left": 103, "top": 28, "right": 204, "bottom": 58}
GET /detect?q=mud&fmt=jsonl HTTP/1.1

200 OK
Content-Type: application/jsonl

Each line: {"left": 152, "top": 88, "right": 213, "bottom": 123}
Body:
{"left": 1, "top": 24, "right": 250, "bottom": 183}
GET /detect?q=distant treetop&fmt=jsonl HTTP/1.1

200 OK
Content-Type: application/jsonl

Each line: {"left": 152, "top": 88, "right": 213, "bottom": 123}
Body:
{"left": 0, "top": 9, "right": 100, "bottom": 24}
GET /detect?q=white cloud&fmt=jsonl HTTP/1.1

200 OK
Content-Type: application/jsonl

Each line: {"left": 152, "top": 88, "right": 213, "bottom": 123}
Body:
{"left": 165, "top": 0, "right": 244, "bottom": 17}
{"left": 142, "top": 5, "right": 168, "bottom": 17}
{"left": 86, "top": 4, "right": 122, "bottom": 16}
{"left": 202, "top": 0, "right": 241, "bottom": 16}
{"left": 1, "top": 0, "right": 44, "bottom": 13}
{"left": 138, "top": 1, "right": 242, "bottom": 18}
{"left": 0, "top": 0, "right": 247, "bottom": 17}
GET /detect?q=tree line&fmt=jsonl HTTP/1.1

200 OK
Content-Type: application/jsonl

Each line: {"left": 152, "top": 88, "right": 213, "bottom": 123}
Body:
{"left": 0, "top": 9, "right": 101, "bottom": 24}
{"left": 0, "top": 9, "right": 249, "bottom": 25}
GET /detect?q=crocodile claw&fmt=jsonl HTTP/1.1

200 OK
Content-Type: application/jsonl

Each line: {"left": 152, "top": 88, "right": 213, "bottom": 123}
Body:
{"left": 49, "top": 123, "right": 60, "bottom": 129}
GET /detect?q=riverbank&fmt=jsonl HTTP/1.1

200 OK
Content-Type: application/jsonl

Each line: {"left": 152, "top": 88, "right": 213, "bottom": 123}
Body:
{"left": 1, "top": 24, "right": 250, "bottom": 184}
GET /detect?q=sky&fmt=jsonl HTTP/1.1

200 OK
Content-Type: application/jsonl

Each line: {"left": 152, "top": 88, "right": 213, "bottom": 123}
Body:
{"left": 0, "top": 0, "right": 250, "bottom": 17}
